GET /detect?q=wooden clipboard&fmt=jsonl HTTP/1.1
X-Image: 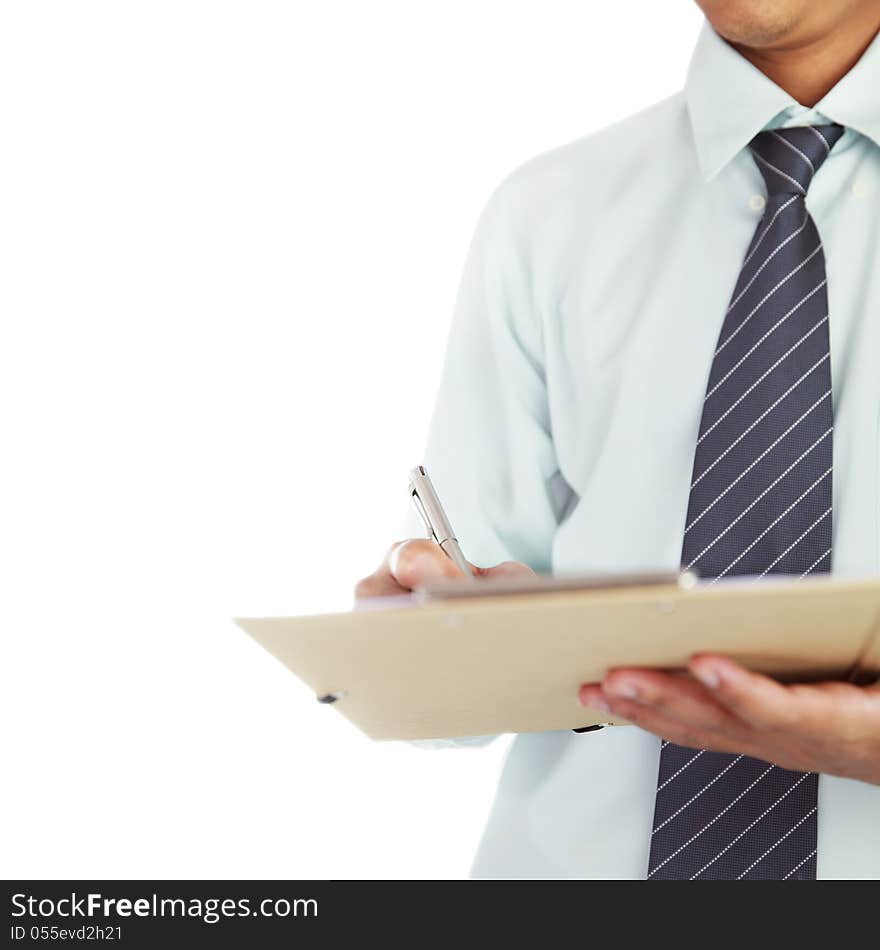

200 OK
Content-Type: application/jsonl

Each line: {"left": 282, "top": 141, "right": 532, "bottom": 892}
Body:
{"left": 236, "top": 573, "right": 880, "bottom": 741}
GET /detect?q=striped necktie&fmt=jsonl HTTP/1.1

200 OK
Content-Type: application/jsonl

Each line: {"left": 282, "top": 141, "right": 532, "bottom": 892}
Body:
{"left": 647, "top": 123, "right": 845, "bottom": 880}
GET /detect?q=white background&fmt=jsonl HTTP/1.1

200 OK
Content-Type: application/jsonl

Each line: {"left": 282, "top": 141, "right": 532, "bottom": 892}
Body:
{"left": 0, "top": 1, "right": 702, "bottom": 878}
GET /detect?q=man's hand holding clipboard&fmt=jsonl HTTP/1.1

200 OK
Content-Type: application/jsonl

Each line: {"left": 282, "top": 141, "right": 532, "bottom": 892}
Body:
{"left": 349, "top": 465, "right": 880, "bottom": 787}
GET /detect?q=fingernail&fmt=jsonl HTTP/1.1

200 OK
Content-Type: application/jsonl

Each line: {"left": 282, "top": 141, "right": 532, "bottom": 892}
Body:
{"left": 693, "top": 665, "right": 721, "bottom": 689}
{"left": 604, "top": 679, "right": 640, "bottom": 700}
{"left": 585, "top": 694, "right": 611, "bottom": 713}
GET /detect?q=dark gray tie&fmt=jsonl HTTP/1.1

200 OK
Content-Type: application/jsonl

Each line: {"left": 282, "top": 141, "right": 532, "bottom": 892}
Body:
{"left": 647, "top": 124, "right": 845, "bottom": 880}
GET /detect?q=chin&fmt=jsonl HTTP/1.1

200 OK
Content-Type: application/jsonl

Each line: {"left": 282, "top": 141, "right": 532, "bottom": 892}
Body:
{"left": 696, "top": 0, "right": 806, "bottom": 48}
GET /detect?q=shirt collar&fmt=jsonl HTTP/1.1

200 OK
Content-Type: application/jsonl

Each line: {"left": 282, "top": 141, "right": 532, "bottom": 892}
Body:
{"left": 685, "top": 21, "right": 880, "bottom": 181}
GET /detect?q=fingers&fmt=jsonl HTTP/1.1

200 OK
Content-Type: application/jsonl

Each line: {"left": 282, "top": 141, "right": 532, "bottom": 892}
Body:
{"left": 355, "top": 539, "right": 469, "bottom": 603}
{"left": 476, "top": 560, "right": 536, "bottom": 579}
{"left": 579, "top": 657, "right": 880, "bottom": 780}
{"left": 688, "top": 654, "right": 804, "bottom": 729}
{"left": 353, "top": 542, "right": 411, "bottom": 602}
{"left": 354, "top": 539, "right": 534, "bottom": 604}
{"left": 691, "top": 656, "right": 880, "bottom": 742}
{"left": 578, "top": 684, "right": 754, "bottom": 755}
{"left": 601, "top": 668, "right": 742, "bottom": 734}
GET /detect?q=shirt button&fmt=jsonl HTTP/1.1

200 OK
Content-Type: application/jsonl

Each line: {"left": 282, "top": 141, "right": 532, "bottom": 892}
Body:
{"left": 748, "top": 194, "right": 766, "bottom": 212}
{"left": 852, "top": 179, "right": 870, "bottom": 198}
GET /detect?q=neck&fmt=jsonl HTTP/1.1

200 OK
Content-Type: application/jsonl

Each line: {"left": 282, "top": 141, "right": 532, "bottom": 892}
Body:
{"left": 731, "top": 18, "right": 880, "bottom": 106}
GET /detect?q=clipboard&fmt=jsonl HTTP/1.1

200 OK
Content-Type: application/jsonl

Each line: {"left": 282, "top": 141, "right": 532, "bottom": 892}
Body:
{"left": 235, "top": 573, "right": 880, "bottom": 741}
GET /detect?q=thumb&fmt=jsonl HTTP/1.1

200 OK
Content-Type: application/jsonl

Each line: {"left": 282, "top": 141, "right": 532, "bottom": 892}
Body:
{"left": 388, "top": 539, "right": 463, "bottom": 589}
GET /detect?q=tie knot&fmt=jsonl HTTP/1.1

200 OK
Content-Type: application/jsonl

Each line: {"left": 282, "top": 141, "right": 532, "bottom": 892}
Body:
{"left": 749, "top": 124, "right": 844, "bottom": 196}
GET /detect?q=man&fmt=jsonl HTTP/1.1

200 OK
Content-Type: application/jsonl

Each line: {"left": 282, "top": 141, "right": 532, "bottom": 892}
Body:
{"left": 355, "top": 0, "right": 880, "bottom": 879}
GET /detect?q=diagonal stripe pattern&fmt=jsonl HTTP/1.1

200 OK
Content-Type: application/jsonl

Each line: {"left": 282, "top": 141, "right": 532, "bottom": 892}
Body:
{"left": 647, "top": 124, "right": 845, "bottom": 880}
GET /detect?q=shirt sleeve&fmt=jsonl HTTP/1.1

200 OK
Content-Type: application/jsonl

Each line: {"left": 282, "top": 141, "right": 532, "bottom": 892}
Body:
{"left": 406, "top": 177, "right": 566, "bottom": 751}
{"left": 418, "top": 176, "right": 565, "bottom": 573}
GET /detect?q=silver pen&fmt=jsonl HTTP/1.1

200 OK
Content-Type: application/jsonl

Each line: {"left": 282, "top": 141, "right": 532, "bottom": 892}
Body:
{"left": 408, "top": 465, "right": 474, "bottom": 581}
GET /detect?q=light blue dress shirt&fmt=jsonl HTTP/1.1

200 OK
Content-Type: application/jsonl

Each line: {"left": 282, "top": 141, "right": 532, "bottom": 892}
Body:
{"left": 417, "top": 23, "right": 880, "bottom": 878}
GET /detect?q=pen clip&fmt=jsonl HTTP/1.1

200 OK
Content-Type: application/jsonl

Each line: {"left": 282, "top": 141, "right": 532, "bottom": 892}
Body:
{"left": 410, "top": 489, "right": 436, "bottom": 541}
{"left": 408, "top": 466, "right": 457, "bottom": 547}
